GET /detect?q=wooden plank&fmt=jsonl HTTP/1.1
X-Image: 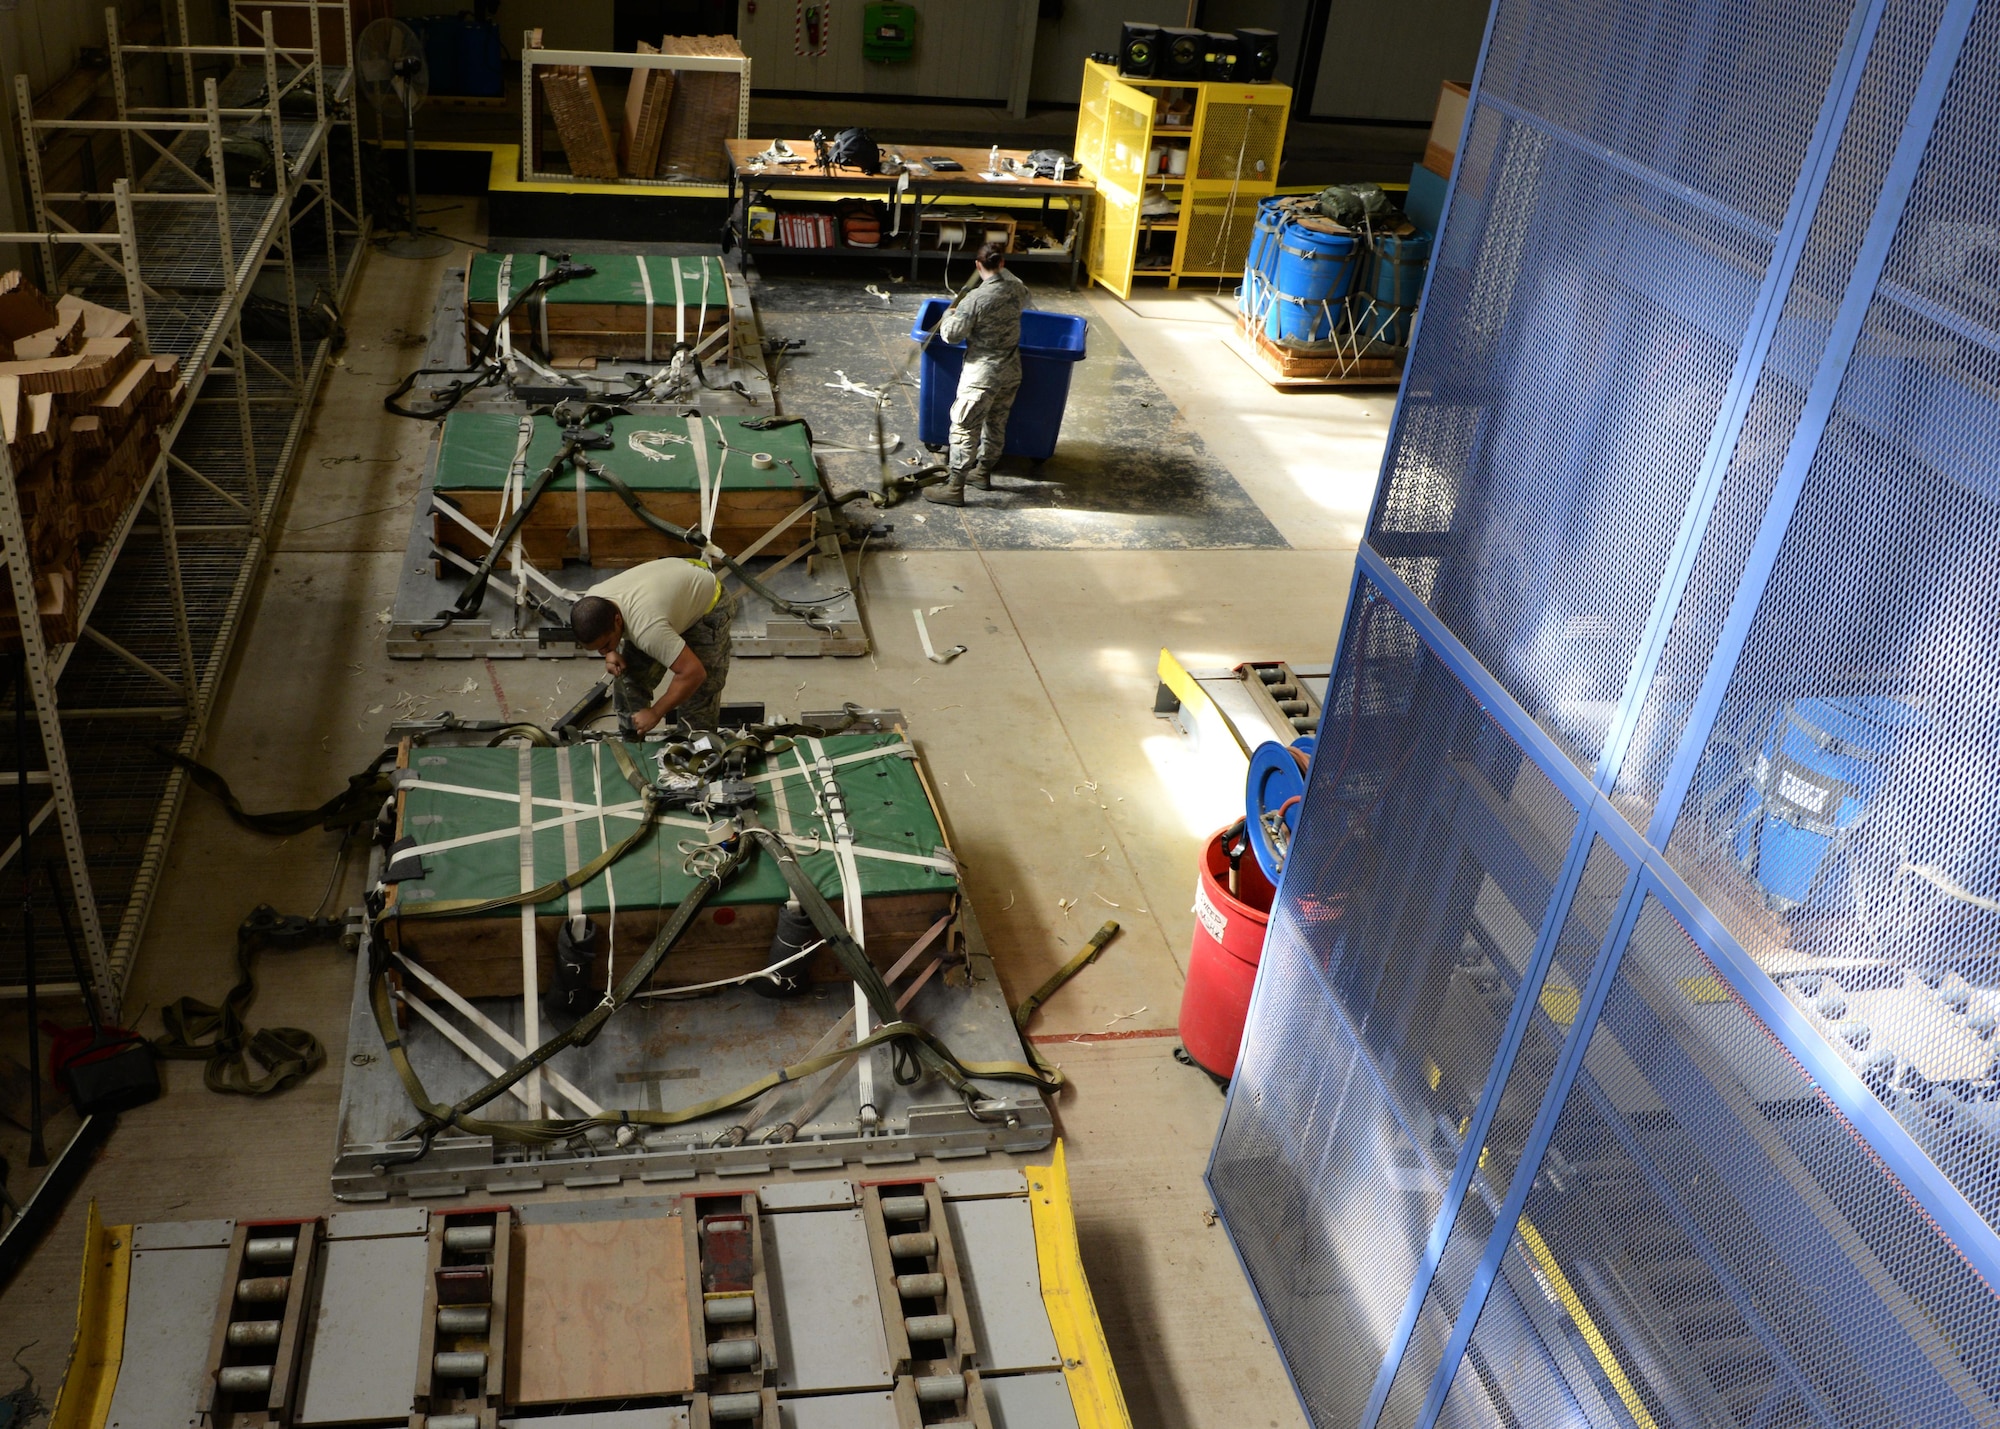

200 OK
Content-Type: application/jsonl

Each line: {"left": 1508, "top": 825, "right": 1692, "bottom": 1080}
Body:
{"left": 622, "top": 41, "right": 677, "bottom": 178}
{"left": 508, "top": 1216, "right": 695, "bottom": 1404}
{"left": 538, "top": 65, "right": 621, "bottom": 180}
{"left": 391, "top": 891, "right": 955, "bottom": 1000}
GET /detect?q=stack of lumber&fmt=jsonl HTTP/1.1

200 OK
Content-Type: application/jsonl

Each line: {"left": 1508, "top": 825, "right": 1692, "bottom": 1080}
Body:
{"left": 0, "top": 273, "right": 181, "bottom": 652}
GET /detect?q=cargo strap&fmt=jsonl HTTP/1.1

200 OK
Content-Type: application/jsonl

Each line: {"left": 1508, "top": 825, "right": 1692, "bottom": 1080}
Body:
{"left": 163, "top": 745, "right": 397, "bottom": 835}
{"left": 368, "top": 741, "right": 1058, "bottom": 1154}
{"left": 156, "top": 907, "right": 339, "bottom": 1096}
{"left": 494, "top": 255, "right": 514, "bottom": 359}
{"left": 536, "top": 254, "right": 551, "bottom": 353}
{"left": 672, "top": 256, "right": 687, "bottom": 346}
{"left": 637, "top": 254, "right": 656, "bottom": 360}
{"left": 571, "top": 451, "right": 837, "bottom": 626}
{"left": 1012, "top": 919, "right": 1121, "bottom": 1081}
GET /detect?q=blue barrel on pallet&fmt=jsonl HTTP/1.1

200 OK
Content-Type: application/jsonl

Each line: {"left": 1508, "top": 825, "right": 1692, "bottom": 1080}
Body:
{"left": 1268, "top": 219, "right": 1361, "bottom": 342}
{"left": 1732, "top": 695, "right": 1924, "bottom": 910}
{"left": 1240, "top": 197, "right": 1290, "bottom": 319}
{"left": 910, "top": 300, "right": 1088, "bottom": 461}
{"left": 1358, "top": 230, "right": 1433, "bottom": 346}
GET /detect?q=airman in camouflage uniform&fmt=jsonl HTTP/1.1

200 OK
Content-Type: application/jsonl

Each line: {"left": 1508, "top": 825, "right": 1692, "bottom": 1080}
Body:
{"left": 925, "top": 245, "right": 1029, "bottom": 506}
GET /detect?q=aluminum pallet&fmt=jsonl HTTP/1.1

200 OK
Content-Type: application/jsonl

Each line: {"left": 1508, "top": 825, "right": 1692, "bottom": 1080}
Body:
{"left": 334, "top": 898, "right": 1051, "bottom": 1201}
{"left": 52, "top": 1153, "right": 1128, "bottom": 1427}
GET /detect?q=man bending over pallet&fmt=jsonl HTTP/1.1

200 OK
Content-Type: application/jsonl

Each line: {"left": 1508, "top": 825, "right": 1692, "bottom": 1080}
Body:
{"left": 571, "top": 557, "right": 737, "bottom": 731}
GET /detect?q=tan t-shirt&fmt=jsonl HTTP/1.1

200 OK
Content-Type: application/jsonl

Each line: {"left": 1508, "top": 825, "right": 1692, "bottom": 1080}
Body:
{"left": 587, "top": 558, "right": 720, "bottom": 674}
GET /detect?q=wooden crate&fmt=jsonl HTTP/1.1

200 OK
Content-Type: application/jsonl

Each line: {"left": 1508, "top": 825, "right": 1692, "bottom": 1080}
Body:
{"left": 431, "top": 486, "right": 814, "bottom": 570}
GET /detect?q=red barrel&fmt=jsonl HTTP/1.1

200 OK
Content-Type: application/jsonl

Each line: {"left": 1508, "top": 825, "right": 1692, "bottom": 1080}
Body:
{"left": 1178, "top": 826, "right": 1276, "bottom": 1077}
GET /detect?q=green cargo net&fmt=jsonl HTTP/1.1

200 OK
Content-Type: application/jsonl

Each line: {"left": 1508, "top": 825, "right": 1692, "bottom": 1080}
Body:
{"left": 390, "top": 735, "right": 954, "bottom": 917}
{"left": 466, "top": 253, "right": 730, "bottom": 310}
{"left": 433, "top": 411, "right": 817, "bottom": 494}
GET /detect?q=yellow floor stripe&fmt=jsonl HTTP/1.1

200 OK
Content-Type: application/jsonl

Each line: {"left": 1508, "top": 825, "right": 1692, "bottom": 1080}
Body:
{"left": 51, "top": 1202, "right": 131, "bottom": 1429}
{"left": 1517, "top": 1216, "right": 1659, "bottom": 1429}
{"left": 1027, "top": 1142, "right": 1134, "bottom": 1429}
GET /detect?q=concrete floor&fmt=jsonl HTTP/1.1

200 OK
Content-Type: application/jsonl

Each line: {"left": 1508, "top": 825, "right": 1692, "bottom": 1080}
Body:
{"left": 0, "top": 198, "right": 1389, "bottom": 1429}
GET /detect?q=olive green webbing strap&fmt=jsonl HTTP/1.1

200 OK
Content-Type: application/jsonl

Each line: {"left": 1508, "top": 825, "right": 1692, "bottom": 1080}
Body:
{"left": 164, "top": 745, "right": 397, "bottom": 836}
{"left": 1011, "top": 918, "right": 1121, "bottom": 1082}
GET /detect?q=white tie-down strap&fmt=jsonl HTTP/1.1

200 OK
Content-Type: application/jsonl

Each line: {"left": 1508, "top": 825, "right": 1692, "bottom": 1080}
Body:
{"left": 692, "top": 257, "right": 712, "bottom": 349}
{"left": 494, "top": 255, "right": 515, "bottom": 358}
{"left": 637, "top": 254, "right": 657, "bottom": 360}
{"left": 515, "top": 744, "right": 544, "bottom": 1118}
{"left": 686, "top": 414, "right": 722, "bottom": 556}
{"left": 392, "top": 950, "right": 603, "bottom": 1117}
{"left": 431, "top": 498, "right": 571, "bottom": 608}
{"left": 672, "top": 255, "right": 687, "bottom": 346}
{"left": 803, "top": 737, "right": 876, "bottom": 1126}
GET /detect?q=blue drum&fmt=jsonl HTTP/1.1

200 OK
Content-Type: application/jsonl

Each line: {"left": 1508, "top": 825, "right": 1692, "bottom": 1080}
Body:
{"left": 1268, "top": 220, "right": 1361, "bottom": 342}
{"left": 1241, "top": 196, "right": 1290, "bottom": 318}
{"left": 1357, "top": 229, "right": 1433, "bottom": 346}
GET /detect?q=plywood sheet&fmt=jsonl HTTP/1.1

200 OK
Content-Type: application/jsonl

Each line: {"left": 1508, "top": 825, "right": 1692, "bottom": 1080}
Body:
{"left": 509, "top": 1216, "right": 695, "bottom": 1403}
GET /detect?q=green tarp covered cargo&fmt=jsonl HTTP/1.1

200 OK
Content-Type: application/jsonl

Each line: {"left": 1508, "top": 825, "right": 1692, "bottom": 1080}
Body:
{"left": 430, "top": 409, "right": 821, "bottom": 567}
{"left": 464, "top": 252, "right": 733, "bottom": 362}
{"left": 383, "top": 733, "right": 958, "bottom": 997}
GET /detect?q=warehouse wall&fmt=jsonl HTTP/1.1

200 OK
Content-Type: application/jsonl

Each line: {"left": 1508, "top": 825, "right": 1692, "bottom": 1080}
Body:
{"left": 0, "top": 0, "right": 189, "bottom": 274}
{"left": 737, "top": 0, "right": 1029, "bottom": 102}
{"left": 1304, "top": 0, "right": 1487, "bottom": 120}
{"left": 398, "top": 0, "right": 614, "bottom": 53}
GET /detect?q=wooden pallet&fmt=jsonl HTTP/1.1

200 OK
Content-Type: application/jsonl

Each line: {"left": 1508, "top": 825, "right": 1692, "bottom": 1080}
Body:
{"left": 1225, "top": 311, "right": 1405, "bottom": 389}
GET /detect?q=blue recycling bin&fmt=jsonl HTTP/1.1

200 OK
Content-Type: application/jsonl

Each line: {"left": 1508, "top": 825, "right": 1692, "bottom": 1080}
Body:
{"left": 910, "top": 299, "right": 1088, "bottom": 461}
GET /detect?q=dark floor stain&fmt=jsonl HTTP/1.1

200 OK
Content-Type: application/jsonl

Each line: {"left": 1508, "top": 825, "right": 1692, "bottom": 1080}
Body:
{"left": 749, "top": 271, "right": 1288, "bottom": 552}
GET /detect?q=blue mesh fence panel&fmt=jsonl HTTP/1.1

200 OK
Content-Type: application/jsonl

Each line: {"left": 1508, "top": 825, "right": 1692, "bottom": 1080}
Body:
{"left": 1209, "top": 0, "right": 2000, "bottom": 1422}
{"left": 1662, "top": 1, "right": 2000, "bottom": 1231}
{"left": 1378, "top": 838, "right": 1632, "bottom": 1429}
{"left": 1212, "top": 579, "right": 1579, "bottom": 1423}
{"left": 1368, "top": 0, "right": 1860, "bottom": 776}
{"left": 1612, "top": 0, "right": 1954, "bottom": 825}
{"left": 1440, "top": 897, "right": 2000, "bottom": 1427}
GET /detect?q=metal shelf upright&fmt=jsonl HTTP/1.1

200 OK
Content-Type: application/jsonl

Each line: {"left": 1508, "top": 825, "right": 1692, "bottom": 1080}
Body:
{"left": 0, "top": 1, "right": 368, "bottom": 1018}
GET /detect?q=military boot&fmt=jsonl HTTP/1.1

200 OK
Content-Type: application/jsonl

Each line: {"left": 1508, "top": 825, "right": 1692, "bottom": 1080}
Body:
{"left": 923, "top": 470, "right": 967, "bottom": 506}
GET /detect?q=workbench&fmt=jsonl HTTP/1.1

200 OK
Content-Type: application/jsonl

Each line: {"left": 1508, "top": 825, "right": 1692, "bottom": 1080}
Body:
{"left": 725, "top": 140, "right": 1094, "bottom": 288}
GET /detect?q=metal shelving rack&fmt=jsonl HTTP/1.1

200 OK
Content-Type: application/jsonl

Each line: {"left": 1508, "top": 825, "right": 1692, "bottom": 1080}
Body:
{"left": 0, "top": 1, "right": 367, "bottom": 1018}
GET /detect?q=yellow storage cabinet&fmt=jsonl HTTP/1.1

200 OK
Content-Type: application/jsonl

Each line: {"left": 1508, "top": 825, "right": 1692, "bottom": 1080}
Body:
{"left": 1073, "top": 59, "right": 1290, "bottom": 294}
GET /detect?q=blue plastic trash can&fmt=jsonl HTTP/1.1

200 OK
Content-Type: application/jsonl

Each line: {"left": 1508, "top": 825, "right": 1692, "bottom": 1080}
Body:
{"left": 910, "top": 299, "right": 1088, "bottom": 461}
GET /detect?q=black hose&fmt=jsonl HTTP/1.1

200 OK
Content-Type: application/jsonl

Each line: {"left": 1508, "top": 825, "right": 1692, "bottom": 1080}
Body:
{"left": 384, "top": 255, "right": 597, "bottom": 421}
